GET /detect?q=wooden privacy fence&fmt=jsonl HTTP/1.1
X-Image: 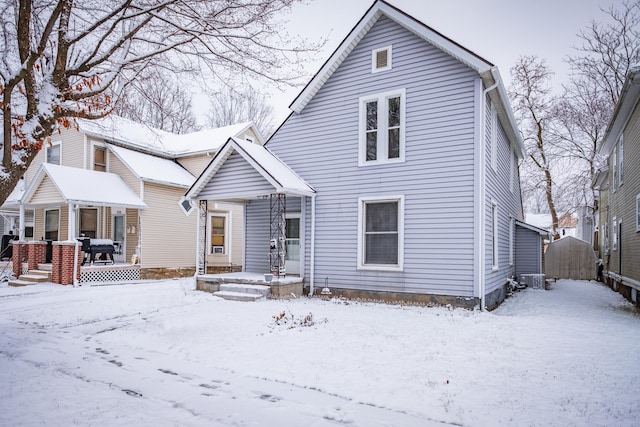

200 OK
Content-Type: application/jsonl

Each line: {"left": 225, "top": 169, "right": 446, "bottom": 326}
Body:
{"left": 544, "top": 236, "right": 597, "bottom": 280}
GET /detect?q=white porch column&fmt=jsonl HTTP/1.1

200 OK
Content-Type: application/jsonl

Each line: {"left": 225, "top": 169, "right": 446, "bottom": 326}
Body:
{"left": 68, "top": 204, "right": 77, "bottom": 240}
{"left": 19, "top": 204, "right": 25, "bottom": 241}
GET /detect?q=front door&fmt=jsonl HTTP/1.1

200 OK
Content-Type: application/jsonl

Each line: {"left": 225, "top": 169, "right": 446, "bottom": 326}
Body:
{"left": 285, "top": 214, "right": 300, "bottom": 275}
{"left": 112, "top": 214, "right": 125, "bottom": 262}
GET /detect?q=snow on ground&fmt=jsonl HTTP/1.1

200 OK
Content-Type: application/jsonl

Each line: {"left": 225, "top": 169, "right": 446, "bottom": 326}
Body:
{"left": 0, "top": 279, "right": 639, "bottom": 426}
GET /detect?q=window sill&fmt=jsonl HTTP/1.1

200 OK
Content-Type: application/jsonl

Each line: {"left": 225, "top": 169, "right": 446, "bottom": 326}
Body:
{"left": 358, "top": 158, "right": 405, "bottom": 168}
{"left": 358, "top": 264, "right": 403, "bottom": 272}
{"left": 492, "top": 266, "right": 499, "bottom": 272}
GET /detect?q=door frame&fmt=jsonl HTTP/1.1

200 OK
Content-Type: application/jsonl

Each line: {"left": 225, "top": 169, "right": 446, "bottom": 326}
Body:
{"left": 285, "top": 212, "right": 301, "bottom": 276}
{"left": 112, "top": 213, "right": 126, "bottom": 262}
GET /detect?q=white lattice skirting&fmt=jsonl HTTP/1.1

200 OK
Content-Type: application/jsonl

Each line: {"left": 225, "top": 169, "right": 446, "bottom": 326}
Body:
{"left": 80, "top": 266, "right": 140, "bottom": 284}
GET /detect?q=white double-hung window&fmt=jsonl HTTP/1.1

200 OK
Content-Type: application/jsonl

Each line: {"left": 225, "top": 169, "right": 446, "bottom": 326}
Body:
{"left": 357, "top": 196, "right": 404, "bottom": 271}
{"left": 359, "top": 89, "right": 406, "bottom": 166}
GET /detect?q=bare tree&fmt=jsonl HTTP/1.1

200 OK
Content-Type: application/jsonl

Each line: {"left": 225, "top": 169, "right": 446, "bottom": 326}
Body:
{"left": 206, "top": 85, "right": 277, "bottom": 138}
{"left": 509, "top": 56, "right": 562, "bottom": 236}
{"left": 568, "top": 0, "right": 640, "bottom": 111}
{"left": 113, "top": 69, "right": 199, "bottom": 134}
{"left": 0, "top": 0, "right": 313, "bottom": 206}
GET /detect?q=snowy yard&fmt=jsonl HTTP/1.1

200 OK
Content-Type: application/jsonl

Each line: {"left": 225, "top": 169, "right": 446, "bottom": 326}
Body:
{"left": 1, "top": 278, "right": 639, "bottom": 426}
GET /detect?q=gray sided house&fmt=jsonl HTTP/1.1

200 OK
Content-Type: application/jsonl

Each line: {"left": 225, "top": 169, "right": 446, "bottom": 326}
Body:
{"left": 593, "top": 65, "right": 640, "bottom": 305}
{"left": 186, "top": 0, "right": 532, "bottom": 309}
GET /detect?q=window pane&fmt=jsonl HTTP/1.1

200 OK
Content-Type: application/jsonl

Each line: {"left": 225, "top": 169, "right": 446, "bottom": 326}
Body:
{"left": 366, "top": 132, "right": 377, "bottom": 161}
{"left": 94, "top": 147, "right": 106, "bottom": 172}
{"left": 47, "top": 145, "right": 60, "bottom": 165}
{"left": 285, "top": 218, "right": 300, "bottom": 239}
{"left": 210, "top": 216, "right": 225, "bottom": 252}
{"left": 365, "top": 234, "right": 398, "bottom": 264}
{"left": 45, "top": 210, "right": 59, "bottom": 240}
{"left": 388, "top": 128, "right": 400, "bottom": 159}
{"left": 366, "top": 101, "right": 377, "bottom": 130}
{"left": 366, "top": 202, "right": 398, "bottom": 232}
{"left": 388, "top": 97, "right": 400, "bottom": 127}
{"left": 80, "top": 209, "right": 97, "bottom": 238}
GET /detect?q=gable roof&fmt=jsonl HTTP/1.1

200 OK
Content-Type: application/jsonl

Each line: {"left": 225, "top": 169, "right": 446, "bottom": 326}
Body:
{"left": 78, "top": 116, "right": 259, "bottom": 158}
{"left": 109, "top": 144, "right": 195, "bottom": 188}
{"left": 185, "top": 138, "right": 315, "bottom": 200}
{"left": 22, "top": 163, "right": 146, "bottom": 209}
{"left": 599, "top": 65, "right": 640, "bottom": 156}
{"left": 286, "top": 0, "right": 524, "bottom": 159}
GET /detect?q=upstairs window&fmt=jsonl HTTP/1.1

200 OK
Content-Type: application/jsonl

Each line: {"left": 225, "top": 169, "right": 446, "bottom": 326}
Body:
{"left": 618, "top": 135, "right": 624, "bottom": 186}
{"left": 93, "top": 146, "right": 106, "bottom": 172}
{"left": 46, "top": 140, "right": 61, "bottom": 165}
{"left": 371, "top": 46, "right": 392, "bottom": 73}
{"left": 359, "top": 89, "right": 405, "bottom": 166}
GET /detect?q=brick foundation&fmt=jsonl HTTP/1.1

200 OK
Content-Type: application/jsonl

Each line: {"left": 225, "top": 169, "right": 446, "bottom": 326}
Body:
{"left": 11, "top": 241, "right": 27, "bottom": 277}
{"left": 52, "top": 241, "right": 81, "bottom": 285}
{"left": 27, "top": 241, "right": 47, "bottom": 271}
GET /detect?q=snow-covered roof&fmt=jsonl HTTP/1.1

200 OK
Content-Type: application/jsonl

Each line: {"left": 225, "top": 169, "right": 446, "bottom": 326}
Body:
{"left": 109, "top": 145, "right": 195, "bottom": 188}
{"left": 186, "top": 137, "right": 315, "bottom": 200}
{"left": 0, "top": 179, "right": 25, "bottom": 210}
{"left": 22, "top": 163, "right": 146, "bottom": 209}
{"left": 78, "top": 116, "right": 257, "bottom": 158}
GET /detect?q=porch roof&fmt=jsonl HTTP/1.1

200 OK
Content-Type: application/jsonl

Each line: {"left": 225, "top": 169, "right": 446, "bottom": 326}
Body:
{"left": 185, "top": 137, "right": 316, "bottom": 201}
{"left": 22, "top": 163, "right": 147, "bottom": 209}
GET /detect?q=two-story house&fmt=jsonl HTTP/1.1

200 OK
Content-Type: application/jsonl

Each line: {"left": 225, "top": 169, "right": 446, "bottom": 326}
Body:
{"left": 185, "top": 0, "right": 533, "bottom": 309}
{"left": 593, "top": 65, "right": 640, "bottom": 305}
{"left": 1, "top": 115, "right": 262, "bottom": 280}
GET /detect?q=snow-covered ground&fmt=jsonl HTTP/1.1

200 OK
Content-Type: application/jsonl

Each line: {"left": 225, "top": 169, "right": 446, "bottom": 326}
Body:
{"left": 1, "top": 278, "right": 638, "bottom": 426}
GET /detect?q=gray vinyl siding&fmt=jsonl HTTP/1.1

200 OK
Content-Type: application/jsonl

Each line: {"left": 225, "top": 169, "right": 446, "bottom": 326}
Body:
{"left": 605, "top": 96, "right": 640, "bottom": 282}
{"left": 265, "top": 16, "right": 479, "bottom": 296}
{"left": 515, "top": 225, "right": 542, "bottom": 276}
{"left": 198, "top": 152, "right": 274, "bottom": 200}
{"left": 484, "top": 95, "right": 523, "bottom": 294}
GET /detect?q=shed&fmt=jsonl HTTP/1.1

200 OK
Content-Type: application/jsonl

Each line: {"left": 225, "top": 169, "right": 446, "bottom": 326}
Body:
{"left": 515, "top": 220, "right": 548, "bottom": 277}
{"left": 544, "top": 236, "right": 597, "bottom": 280}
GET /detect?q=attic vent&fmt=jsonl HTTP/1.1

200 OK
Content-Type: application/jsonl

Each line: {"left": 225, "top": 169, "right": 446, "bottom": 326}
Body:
{"left": 372, "top": 46, "right": 392, "bottom": 73}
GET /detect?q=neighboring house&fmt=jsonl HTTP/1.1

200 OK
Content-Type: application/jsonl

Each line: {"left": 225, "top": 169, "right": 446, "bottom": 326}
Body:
{"left": 0, "top": 115, "right": 263, "bottom": 277}
{"left": 525, "top": 212, "right": 578, "bottom": 240}
{"left": 185, "top": 0, "right": 534, "bottom": 309}
{"left": 593, "top": 65, "right": 640, "bottom": 305}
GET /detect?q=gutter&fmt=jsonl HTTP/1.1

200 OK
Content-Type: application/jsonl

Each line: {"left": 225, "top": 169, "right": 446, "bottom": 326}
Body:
{"left": 309, "top": 195, "right": 317, "bottom": 296}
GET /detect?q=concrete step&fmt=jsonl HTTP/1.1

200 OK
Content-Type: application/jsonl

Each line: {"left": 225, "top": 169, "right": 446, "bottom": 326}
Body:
{"left": 213, "top": 291, "right": 266, "bottom": 302}
{"left": 219, "top": 283, "right": 270, "bottom": 296}
{"left": 8, "top": 279, "right": 35, "bottom": 287}
{"left": 19, "top": 274, "right": 49, "bottom": 283}
{"left": 29, "top": 270, "right": 52, "bottom": 279}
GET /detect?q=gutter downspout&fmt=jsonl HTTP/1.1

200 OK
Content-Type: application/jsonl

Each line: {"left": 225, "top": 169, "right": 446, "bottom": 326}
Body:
{"left": 479, "top": 77, "right": 499, "bottom": 311}
{"left": 309, "top": 195, "right": 316, "bottom": 296}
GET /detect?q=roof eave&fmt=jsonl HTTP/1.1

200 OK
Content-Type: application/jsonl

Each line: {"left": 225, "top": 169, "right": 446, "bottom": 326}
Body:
{"left": 599, "top": 65, "right": 640, "bottom": 156}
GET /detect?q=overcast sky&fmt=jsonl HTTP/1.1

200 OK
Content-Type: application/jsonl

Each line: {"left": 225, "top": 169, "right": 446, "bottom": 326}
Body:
{"left": 259, "top": 0, "right": 614, "bottom": 123}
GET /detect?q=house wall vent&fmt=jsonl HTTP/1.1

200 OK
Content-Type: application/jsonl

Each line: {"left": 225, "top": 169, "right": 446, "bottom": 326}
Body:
{"left": 372, "top": 46, "right": 392, "bottom": 73}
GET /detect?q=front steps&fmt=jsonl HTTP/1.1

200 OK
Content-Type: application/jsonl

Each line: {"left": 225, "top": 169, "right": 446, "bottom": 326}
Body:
{"left": 8, "top": 269, "right": 51, "bottom": 287}
{"left": 213, "top": 283, "right": 270, "bottom": 302}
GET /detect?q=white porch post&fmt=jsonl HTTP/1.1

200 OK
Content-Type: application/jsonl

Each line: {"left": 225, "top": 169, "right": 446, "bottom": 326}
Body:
{"left": 68, "top": 204, "right": 77, "bottom": 240}
{"left": 19, "top": 204, "right": 25, "bottom": 241}
{"left": 197, "top": 200, "right": 207, "bottom": 275}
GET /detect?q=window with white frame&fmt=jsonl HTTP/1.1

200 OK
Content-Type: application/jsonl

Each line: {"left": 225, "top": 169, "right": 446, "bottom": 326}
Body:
{"left": 491, "top": 200, "right": 498, "bottom": 269}
{"left": 359, "top": 89, "right": 405, "bottom": 166}
{"left": 46, "top": 140, "right": 61, "bottom": 165}
{"left": 93, "top": 145, "right": 107, "bottom": 172}
{"left": 612, "top": 146, "right": 617, "bottom": 192}
{"left": 509, "top": 217, "right": 514, "bottom": 266}
{"left": 636, "top": 194, "right": 640, "bottom": 232}
{"left": 44, "top": 209, "right": 60, "bottom": 241}
{"left": 618, "top": 135, "right": 624, "bottom": 186}
{"left": 612, "top": 216, "right": 617, "bottom": 250}
{"left": 371, "top": 46, "right": 392, "bottom": 73}
{"left": 509, "top": 148, "right": 515, "bottom": 193}
{"left": 79, "top": 208, "right": 98, "bottom": 238}
{"left": 209, "top": 213, "right": 228, "bottom": 255}
{"left": 358, "top": 196, "right": 404, "bottom": 270}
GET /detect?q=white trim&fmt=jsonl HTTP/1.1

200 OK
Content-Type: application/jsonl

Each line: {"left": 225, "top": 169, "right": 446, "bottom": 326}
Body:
{"left": 371, "top": 45, "right": 392, "bottom": 73}
{"left": 358, "top": 88, "right": 406, "bottom": 166}
{"left": 357, "top": 195, "right": 404, "bottom": 272}
{"left": 509, "top": 217, "right": 514, "bottom": 266}
{"left": 618, "top": 135, "right": 624, "bottom": 187}
{"left": 612, "top": 216, "right": 618, "bottom": 250}
{"left": 490, "top": 101, "right": 497, "bottom": 172}
{"left": 636, "top": 193, "right": 640, "bottom": 232}
{"left": 491, "top": 199, "right": 498, "bottom": 270}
